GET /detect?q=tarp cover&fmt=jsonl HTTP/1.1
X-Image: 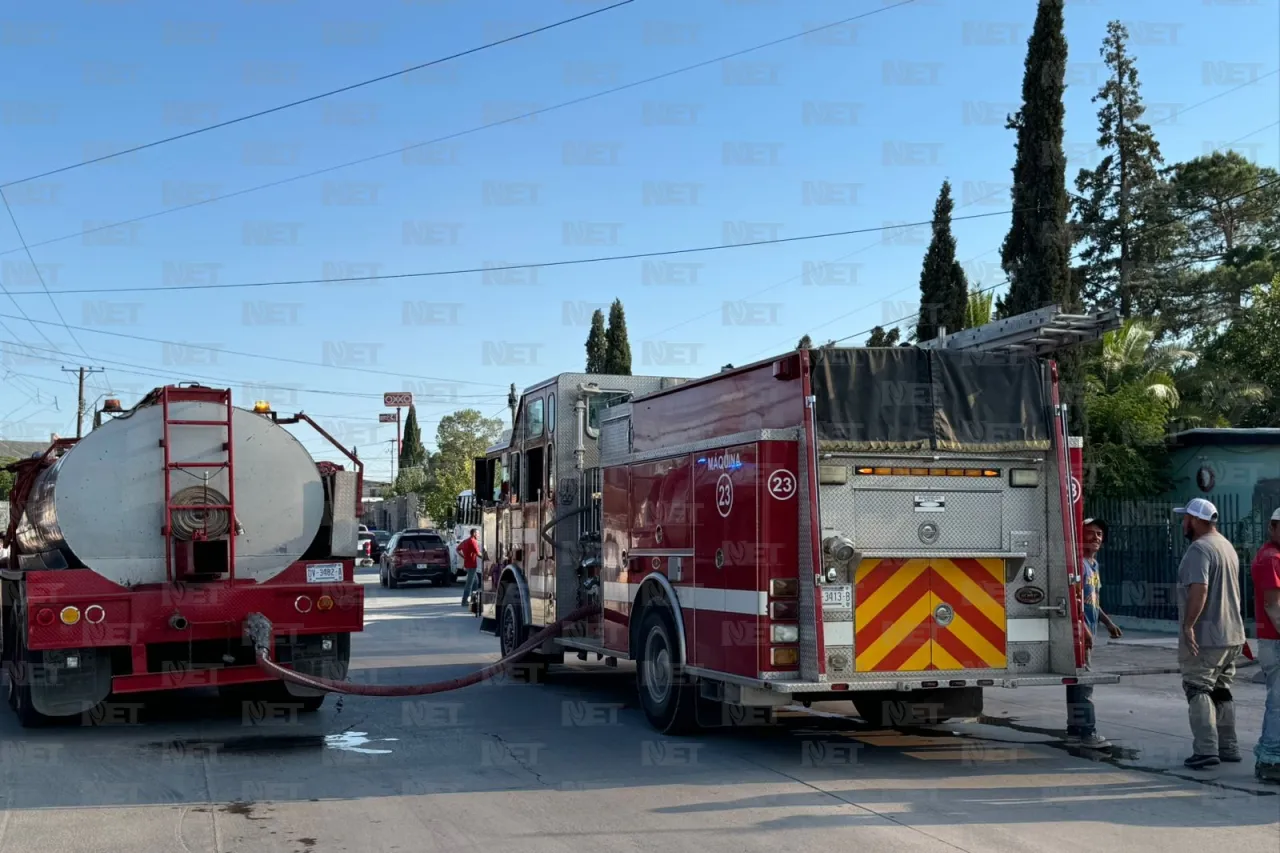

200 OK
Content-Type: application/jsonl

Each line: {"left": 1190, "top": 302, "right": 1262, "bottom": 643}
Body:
{"left": 810, "top": 348, "right": 1052, "bottom": 452}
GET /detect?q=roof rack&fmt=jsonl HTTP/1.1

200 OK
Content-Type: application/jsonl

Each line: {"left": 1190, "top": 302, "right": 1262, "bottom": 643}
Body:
{"left": 916, "top": 304, "right": 1121, "bottom": 356}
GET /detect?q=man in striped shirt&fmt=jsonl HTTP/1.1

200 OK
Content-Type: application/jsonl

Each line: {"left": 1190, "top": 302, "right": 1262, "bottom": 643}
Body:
{"left": 1067, "top": 518, "right": 1124, "bottom": 749}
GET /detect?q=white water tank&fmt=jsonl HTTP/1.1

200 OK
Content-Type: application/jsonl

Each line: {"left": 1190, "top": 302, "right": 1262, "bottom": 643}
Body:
{"left": 15, "top": 398, "right": 324, "bottom": 586}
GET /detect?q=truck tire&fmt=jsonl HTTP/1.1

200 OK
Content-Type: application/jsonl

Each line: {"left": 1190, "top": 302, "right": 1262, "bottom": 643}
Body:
{"left": 635, "top": 599, "right": 699, "bottom": 735}
{"left": 499, "top": 584, "right": 546, "bottom": 683}
{"left": 6, "top": 607, "right": 45, "bottom": 729}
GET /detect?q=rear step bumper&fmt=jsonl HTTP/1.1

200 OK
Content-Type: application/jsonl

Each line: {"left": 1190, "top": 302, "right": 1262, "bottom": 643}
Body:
{"left": 684, "top": 666, "right": 1120, "bottom": 693}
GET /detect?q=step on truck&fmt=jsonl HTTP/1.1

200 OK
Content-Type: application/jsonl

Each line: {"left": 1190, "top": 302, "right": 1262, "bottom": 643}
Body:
{"left": 0, "top": 385, "right": 365, "bottom": 726}
{"left": 471, "top": 307, "right": 1123, "bottom": 733}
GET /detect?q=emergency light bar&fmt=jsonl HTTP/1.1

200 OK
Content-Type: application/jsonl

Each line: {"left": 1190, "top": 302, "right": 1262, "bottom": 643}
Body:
{"left": 854, "top": 467, "right": 1000, "bottom": 478}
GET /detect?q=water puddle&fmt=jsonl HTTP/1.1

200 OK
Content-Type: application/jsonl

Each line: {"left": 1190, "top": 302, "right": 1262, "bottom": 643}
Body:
{"left": 143, "top": 730, "right": 398, "bottom": 757}
{"left": 324, "top": 731, "right": 398, "bottom": 754}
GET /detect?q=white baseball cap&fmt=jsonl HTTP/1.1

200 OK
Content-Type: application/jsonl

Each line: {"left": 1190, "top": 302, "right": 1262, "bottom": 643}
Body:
{"left": 1174, "top": 498, "right": 1219, "bottom": 522}
{"left": 1270, "top": 508, "right": 1280, "bottom": 523}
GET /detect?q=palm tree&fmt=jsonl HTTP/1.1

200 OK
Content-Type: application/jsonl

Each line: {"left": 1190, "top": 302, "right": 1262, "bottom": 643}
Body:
{"left": 964, "top": 291, "right": 994, "bottom": 329}
{"left": 1086, "top": 318, "right": 1189, "bottom": 406}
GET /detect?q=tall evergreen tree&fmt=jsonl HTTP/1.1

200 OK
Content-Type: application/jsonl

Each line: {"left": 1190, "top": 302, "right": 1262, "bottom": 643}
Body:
{"left": 916, "top": 180, "right": 969, "bottom": 342}
{"left": 1072, "top": 21, "right": 1167, "bottom": 318}
{"left": 796, "top": 334, "right": 813, "bottom": 349}
{"left": 585, "top": 309, "right": 607, "bottom": 372}
{"left": 603, "top": 299, "right": 632, "bottom": 375}
{"left": 999, "top": 0, "right": 1072, "bottom": 318}
{"left": 399, "top": 404, "right": 427, "bottom": 472}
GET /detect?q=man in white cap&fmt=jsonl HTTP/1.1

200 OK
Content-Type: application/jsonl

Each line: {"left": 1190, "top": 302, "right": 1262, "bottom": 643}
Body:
{"left": 1174, "top": 497, "right": 1246, "bottom": 769}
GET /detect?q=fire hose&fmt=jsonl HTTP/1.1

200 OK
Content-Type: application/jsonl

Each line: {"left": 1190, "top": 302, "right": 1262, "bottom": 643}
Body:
{"left": 245, "top": 604, "right": 600, "bottom": 696}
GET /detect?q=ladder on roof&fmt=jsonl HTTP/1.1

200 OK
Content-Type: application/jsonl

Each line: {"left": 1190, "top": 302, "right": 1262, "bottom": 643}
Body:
{"left": 916, "top": 304, "right": 1121, "bottom": 357}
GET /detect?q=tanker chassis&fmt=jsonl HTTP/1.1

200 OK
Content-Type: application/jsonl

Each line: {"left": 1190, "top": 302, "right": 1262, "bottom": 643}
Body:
{"left": 472, "top": 340, "right": 1119, "bottom": 733}
{"left": 1, "top": 385, "right": 365, "bottom": 727}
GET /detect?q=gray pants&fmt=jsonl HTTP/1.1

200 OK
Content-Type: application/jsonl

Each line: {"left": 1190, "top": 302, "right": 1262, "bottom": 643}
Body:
{"left": 1178, "top": 642, "right": 1241, "bottom": 758}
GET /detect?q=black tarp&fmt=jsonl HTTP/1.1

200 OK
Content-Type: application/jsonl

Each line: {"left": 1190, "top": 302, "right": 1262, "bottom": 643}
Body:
{"left": 809, "top": 348, "right": 1052, "bottom": 452}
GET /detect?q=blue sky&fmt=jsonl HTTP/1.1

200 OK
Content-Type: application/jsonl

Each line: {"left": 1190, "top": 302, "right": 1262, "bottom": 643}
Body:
{"left": 0, "top": 0, "right": 1276, "bottom": 480}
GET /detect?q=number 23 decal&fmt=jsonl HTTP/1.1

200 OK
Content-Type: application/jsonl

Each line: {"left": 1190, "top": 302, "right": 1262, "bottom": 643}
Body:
{"left": 768, "top": 469, "right": 797, "bottom": 500}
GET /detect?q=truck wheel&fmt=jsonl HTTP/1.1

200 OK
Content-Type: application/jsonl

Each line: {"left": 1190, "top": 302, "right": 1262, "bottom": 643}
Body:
{"left": 499, "top": 584, "right": 546, "bottom": 683}
{"left": 635, "top": 600, "right": 699, "bottom": 735}
{"left": 388, "top": 571, "right": 399, "bottom": 590}
{"left": 6, "top": 616, "right": 45, "bottom": 729}
{"left": 379, "top": 566, "right": 388, "bottom": 588}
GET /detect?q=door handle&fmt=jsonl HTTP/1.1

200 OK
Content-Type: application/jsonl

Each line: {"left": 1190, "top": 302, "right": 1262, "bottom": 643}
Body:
{"left": 1037, "top": 599, "right": 1067, "bottom": 618}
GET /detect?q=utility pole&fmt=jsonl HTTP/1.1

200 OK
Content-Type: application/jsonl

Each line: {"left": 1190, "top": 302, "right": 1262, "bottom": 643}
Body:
{"left": 61, "top": 366, "right": 105, "bottom": 438}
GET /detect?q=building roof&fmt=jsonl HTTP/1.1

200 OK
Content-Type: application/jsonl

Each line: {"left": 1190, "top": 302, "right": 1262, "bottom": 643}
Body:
{"left": 1169, "top": 428, "right": 1280, "bottom": 449}
{"left": 0, "top": 439, "right": 52, "bottom": 459}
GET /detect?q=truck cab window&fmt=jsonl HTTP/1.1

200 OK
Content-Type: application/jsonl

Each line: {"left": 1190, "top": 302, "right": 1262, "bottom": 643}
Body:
{"left": 527, "top": 398, "right": 544, "bottom": 439}
{"left": 525, "top": 446, "right": 544, "bottom": 502}
{"left": 587, "top": 392, "right": 630, "bottom": 431}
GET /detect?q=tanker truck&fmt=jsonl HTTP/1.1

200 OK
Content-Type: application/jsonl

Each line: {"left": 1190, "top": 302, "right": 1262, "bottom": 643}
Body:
{"left": 0, "top": 385, "right": 365, "bottom": 726}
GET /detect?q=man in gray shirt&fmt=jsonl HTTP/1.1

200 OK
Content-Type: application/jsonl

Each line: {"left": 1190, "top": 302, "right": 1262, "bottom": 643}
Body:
{"left": 1174, "top": 498, "right": 1247, "bottom": 769}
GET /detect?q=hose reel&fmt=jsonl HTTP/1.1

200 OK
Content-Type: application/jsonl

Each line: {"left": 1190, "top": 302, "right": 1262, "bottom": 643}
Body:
{"left": 169, "top": 485, "right": 244, "bottom": 541}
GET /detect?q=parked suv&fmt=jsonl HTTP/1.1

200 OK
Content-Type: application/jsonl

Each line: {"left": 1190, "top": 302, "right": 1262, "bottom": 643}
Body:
{"left": 379, "top": 530, "right": 453, "bottom": 588}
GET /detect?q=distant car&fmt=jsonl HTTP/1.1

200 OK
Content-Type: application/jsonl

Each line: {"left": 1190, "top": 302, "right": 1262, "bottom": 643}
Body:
{"left": 371, "top": 530, "right": 391, "bottom": 562}
{"left": 379, "top": 530, "right": 453, "bottom": 588}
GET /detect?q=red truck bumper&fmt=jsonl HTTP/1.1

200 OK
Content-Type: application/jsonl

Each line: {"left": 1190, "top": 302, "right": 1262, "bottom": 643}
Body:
{"left": 20, "top": 562, "right": 363, "bottom": 694}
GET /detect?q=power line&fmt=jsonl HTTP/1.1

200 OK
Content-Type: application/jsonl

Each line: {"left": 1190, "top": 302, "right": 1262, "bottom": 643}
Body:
{"left": 646, "top": 70, "right": 1280, "bottom": 343}
{"left": 0, "top": 339, "right": 510, "bottom": 403}
{"left": 0, "top": 312, "right": 510, "bottom": 386}
{"left": 0, "top": 1, "right": 637, "bottom": 189}
{"left": 3, "top": 209, "right": 1017, "bottom": 297}
{"left": 0, "top": 1, "right": 919, "bottom": 259}
{"left": 824, "top": 169, "right": 1280, "bottom": 349}
{"left": 0, "top": 187, "right": 111, "bottom": 405}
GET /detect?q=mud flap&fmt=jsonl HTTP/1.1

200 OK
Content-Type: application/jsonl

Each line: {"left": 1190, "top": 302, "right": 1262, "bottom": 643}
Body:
{"left": 29, "top": 647, "right": 113, "bottom": 718}
{"left": 853, "top": 687, "right": 984, "bottom": 728}
{"left": 279, "top": 632, "right": 352, "bottom": 698}
{"left": 694, "top": 680, "right": 790, "bottom": 729}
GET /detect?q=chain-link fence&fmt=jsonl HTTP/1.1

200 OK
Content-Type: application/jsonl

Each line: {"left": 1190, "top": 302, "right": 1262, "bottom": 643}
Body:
{"left": 1086, "top": 494, "right": 1261, "bottom": 622}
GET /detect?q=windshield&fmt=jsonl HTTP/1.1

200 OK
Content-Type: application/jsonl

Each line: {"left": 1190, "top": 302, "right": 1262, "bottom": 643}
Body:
{"left": 373, "top": 531, "right": 391, "bottom": 545}
{"left": 397, "top": 535, "right": 444, "bottom": 551}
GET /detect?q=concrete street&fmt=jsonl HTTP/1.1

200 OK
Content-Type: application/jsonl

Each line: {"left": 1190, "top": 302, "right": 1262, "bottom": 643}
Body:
{"left": 0, "top": 568, "right": 1276, "bottom": 852}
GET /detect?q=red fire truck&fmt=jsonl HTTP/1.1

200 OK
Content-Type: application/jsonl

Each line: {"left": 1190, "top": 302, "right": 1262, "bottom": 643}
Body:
{"left": 472, "top": 306, "right": 1121, "bottom": 733}
{"left": 1, "top": 385, "right": 365, "bottom": 726}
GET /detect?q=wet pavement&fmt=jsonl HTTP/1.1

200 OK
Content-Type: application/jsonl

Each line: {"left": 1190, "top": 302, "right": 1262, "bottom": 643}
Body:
{"left": 0, "top": 568, "right": 1275, "bottom": 851}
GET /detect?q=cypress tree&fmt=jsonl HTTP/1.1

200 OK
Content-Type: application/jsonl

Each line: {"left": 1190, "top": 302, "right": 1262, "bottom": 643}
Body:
{"left": 603, "top": 299, "right": 632, "bottom": 375}
{"left": 1072, "top": 21, "right": 1166, "bottom": 318}
{"left": 585, "top": 309, "right": 607, "bottom": 372}
{"left": 399, "top": 404, "right": 427, "bottom": 472}
{"left": 999, "top": 0, "right": 1072, "bottom": 317}
{"left": 916, "top": 180, "right": 969, "bottom": 342}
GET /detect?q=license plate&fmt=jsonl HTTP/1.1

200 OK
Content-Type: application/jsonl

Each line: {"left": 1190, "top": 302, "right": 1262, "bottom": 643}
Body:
{"left": 822, "top": 585, "right": 852, "bottom": 610}
{"left": 416, "top": 563, "right": 427, "bottom": 569}
{"left": 306, "top": 563, "right": 344, "bottom": 583}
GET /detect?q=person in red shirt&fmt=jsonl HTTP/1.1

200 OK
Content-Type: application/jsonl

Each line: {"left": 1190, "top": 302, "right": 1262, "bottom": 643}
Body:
{"left": 457, "top": 529, "right": 486, "bottom": 608}
{"left": 1250, "top": 509, "right": 1280, "bottom": 783}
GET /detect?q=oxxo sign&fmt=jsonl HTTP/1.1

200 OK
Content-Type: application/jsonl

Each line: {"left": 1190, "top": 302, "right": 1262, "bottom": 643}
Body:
{"left": 383, "top": 392, "right": 413, "bottom": 407}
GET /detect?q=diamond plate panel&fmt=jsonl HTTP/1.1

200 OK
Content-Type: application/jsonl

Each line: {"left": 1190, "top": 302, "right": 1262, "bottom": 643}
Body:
{"left": 821, "top": 608, "right": 852, "bottom": 622}
{"left": 796, "top": 424, "right": 820, "bottom": 682}
{"left": 329, "top": 470, "right": 359, "bottom": 557}
{"left": 1007, "top": 642, "right": 1051, "bottom": 673}
{"left": 825, "top": 645, "right": 854, "bottom": 677}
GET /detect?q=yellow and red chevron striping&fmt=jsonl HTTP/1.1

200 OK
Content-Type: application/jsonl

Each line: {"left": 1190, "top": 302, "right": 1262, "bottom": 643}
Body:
{"left": 851, "top": 557, "right": 1007, "bottom": 672}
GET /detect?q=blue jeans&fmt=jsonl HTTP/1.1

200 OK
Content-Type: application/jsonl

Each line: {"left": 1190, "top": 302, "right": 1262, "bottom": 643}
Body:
{"left": 1256, "top": 639, "right": 1280, "bottom": 766}
{"left": 1066, "top": 649, "right": 1096, "bottom": 736}
{"left": 461, "top": 568, "right": 479, "bottom": 604}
